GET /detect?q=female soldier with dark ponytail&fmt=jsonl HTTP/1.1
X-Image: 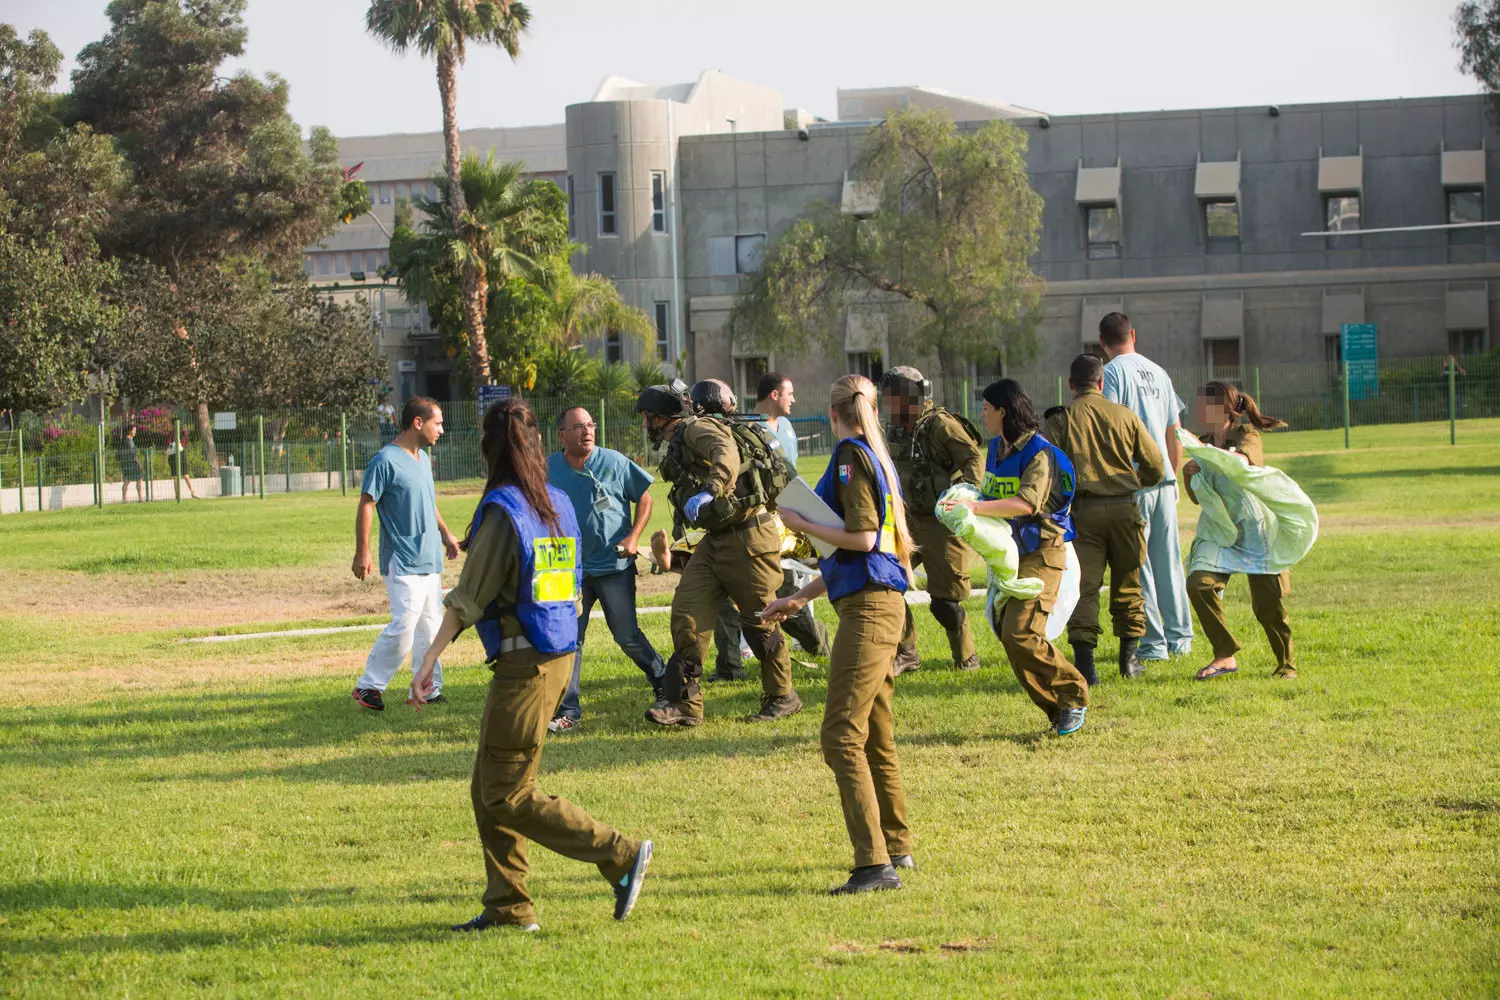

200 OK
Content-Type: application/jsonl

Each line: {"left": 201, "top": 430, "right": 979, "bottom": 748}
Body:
{"left": 410, "top": 399, "right": 652, "bottom": 931}
{"left": 943, "top": 379, "right": 1088, "bottom": 736}
{"left": 1182, "top": 380, "right": 1297, "bottom": 680}
{"left": 762, "top": 374, "right": 918, "bottom": 896}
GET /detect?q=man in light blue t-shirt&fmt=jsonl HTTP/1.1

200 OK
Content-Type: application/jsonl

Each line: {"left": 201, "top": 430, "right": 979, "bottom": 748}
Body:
{"left": 1099, "top": 312, "right": 1195, "bottom": 664}
{"left": 351, "top": 397, "right": 460, "bottom": 712}
{"left": 546, "top": 406, "right": 667, "bottom": 731}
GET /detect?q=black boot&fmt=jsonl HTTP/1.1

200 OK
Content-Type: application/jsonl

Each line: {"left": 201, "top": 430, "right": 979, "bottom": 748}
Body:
{"left": 829, "top": 864, "right": 903, "bottom": 895}
{"left": 1073, "top": 643, "right": 1098, "bottom": 687}
{"left": 1119, "top": 638, "right": 1145, "bottom": 679}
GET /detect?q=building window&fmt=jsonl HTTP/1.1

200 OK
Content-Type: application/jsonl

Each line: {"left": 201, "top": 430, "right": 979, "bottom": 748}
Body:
{"left": 734, "top": 356, "right": 769, "bottom": 401}
{"left": 599, "top": 172, "right": 617, "bottom": 236}
{"left": 605, "top": 329, "right": 622, "bottom": 364}
{"left": 1205, "top": 338, "right": 1240, "bottom": 374}
{"left": 1086, "top": 205, "right": 1120, "bottom": 259}
{"left": 394, "top": 182, "right": 408, "bottom": 203}
{"left": 303, "top": 256, "right": 315, "bottom": 276}
{"left": 334, "top": 253, "right": 348, "bottom": 275}
{"left": 1325, "top": 195, "right": 1361, "bottom": 232}
{"left": 1448, "top": 189, "right": 1483, "bottom": 225}
{"left": 1449, "top": 328, "right": 1485, "bottom": 355}
{"left": 379, "top": 183, "right": 391, "bottom": 204}
{"left": 654, "top": 301, "right": 670, "bottom": 361}
{"left": 567, "top": 175, "right": 575, "bottom": 238}
{"left": 847, "top": 352, "right": 883, "bottom": 383}
{"left": 1205, "top": 200, "right": 1240, "bottom": 239}
{"left": 651, "top": 171, "right": 667, "bottom": 233}
{"left": 317, "top": 253, "right": 330, "bottom": 276}
{"left": 735, "top": 234, "right": 766, "bottom": 273}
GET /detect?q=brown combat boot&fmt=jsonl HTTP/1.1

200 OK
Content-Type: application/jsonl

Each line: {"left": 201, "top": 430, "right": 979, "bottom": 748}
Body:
{"left": 645, "top": 701, "right": 702, "bottom": 727}
{"left": 746, "top": 692, "right": 802, "bottom": 722}
{"left": 957, "top": 654, "right": 981, "bottom": 672}
{"left": 892, "top": 645, "right": 921, "bottom": 677}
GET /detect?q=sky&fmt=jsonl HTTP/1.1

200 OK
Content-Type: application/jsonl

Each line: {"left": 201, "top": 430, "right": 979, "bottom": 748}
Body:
{"left": 5, "top": 0, "right": 1482, "bottom": 138}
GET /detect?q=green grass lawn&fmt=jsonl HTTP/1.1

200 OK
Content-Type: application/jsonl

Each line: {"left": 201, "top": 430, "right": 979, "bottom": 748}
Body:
{"left": 1, "top": 421, "right": 1498, "bottom": 997}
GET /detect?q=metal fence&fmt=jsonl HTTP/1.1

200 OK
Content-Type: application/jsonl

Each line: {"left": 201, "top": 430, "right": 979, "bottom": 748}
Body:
{"left": 2, "top": 353, "right": 1496, "bottom": 514}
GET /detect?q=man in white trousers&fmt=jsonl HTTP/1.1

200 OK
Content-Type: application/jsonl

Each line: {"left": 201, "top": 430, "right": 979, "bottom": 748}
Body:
{"left": 351, "top": 397, "right": 460, "bottom": 711}
{"left": 1098, "top": 312, "right": 1195, "bottom": 667}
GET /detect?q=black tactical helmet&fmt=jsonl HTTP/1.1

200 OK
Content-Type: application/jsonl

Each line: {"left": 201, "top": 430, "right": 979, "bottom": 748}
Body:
{"left": 689, "top": 379, "right": 737, "bottom": 416}
{"left": 636, "top": 379, "right": 690, "bottom": 417}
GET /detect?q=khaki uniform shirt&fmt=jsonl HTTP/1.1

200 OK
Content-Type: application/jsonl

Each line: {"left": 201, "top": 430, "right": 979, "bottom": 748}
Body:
{"left": 678, "top": 417, "right": 740, "bottom": 498}
{"left": 1206, "top": 415, "right": 1263, "bottom": 467}
{"left": 833, "top": 440, "right": 881, "bottom": 532}
{"left": 1046, "top": 388, "right": 1166, "bottom": 497}
{"left": 890, "top": 405, "right": 985, "bottom": 509}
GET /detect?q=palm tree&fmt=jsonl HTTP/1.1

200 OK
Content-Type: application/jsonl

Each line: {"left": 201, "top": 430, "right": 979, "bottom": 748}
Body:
{"left": 548, "top": 267, "right": 656, "bottom": 350}
{"left": 365, "top": 0, "right": 532, "bottom": 386}
{"left": 389, "top": 153, "right": 558, "bottom": 385}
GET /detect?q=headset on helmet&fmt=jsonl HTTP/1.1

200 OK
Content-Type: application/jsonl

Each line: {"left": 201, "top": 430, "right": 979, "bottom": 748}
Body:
{"left": 636, "top": 379, "right": 690, "bottom": 417}
{"left": 689, "top": 379, "right": 738, "bottom": 416}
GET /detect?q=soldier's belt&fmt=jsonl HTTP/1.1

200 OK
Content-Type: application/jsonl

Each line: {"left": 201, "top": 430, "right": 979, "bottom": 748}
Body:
{"left": 1073, "top": 494, "right": 1137, "bottom": 506}
{"left": 706, "top": 509, "right": 772, "bottom": 536}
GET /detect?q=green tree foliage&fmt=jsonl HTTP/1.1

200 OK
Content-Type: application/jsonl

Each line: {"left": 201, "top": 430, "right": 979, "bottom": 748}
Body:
{"left": 0, "top": 25, "right": 122, "bottom": 414}
{"left": 730, "top": 109, "right": 1046, "bottom": 376}
{"left": 62, "top": 0, "right": 354, "bottom": 463}
{"left": 366, "top": 0, "right": 532, "bottom": 386}
{"left": 1456, "top": 2, "right": 1500, "bottom": 120}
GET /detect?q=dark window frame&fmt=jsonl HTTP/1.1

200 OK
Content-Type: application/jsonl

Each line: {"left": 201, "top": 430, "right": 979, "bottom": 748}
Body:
{"left": 651, "top": 171, "right": 667, "bottom": 233}
{"left": 1084, "top": 204, "right": 1121, "bottom": 259}
{"left": 654, "top": 301, "right": 670, "bottom": 361}
{"left": 599, "top": 172, "right": 617, "bottom": 237}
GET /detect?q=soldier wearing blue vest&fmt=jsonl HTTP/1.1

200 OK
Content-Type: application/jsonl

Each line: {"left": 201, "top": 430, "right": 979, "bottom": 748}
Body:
{"left": 763, "top": 375, "right": 917, "bottom": 896}
{"left": 943, "top": 380, "right": 1089, "bottom": 736}
{"left": 409, "top": 399, "right": 652, "bottom": 933}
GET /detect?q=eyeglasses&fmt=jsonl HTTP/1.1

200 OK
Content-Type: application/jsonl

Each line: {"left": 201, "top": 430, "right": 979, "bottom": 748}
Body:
{"left": 564, "top": 421, "right": 596, "bottom": 433}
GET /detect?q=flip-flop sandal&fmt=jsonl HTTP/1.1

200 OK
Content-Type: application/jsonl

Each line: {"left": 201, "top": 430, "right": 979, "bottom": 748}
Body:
{"left": 1196, "top": 663, "right": 1239, "bottom": 680}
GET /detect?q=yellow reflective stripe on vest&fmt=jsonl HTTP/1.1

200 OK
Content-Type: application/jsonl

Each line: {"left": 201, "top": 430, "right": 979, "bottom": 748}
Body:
{"left": 532, "top": 537, "right": 578, "bottom": 603}
{"left": 878, "top": 496, "right": 898, "bottom": 555}
{"left": 982, "top": 473, "right": 1020, "bottom": 499}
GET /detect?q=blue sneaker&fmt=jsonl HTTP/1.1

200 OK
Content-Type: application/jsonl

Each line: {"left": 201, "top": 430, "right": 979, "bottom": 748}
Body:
{"left": 1055, "top": 707, "right": 1087, "bottom": 736}
{"left": 613, "top": 841, "right": 652, "bottom": 920}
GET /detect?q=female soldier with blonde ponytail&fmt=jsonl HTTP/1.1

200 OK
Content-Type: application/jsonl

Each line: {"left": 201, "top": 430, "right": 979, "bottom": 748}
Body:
{"left": 763, "top": 375, "right": 917, "bottom": 896}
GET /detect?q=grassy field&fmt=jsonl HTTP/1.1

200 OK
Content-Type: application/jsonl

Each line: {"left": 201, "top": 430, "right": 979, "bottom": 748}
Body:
{"left": 1, "top": 420, "right": 1497, "bottom": 998}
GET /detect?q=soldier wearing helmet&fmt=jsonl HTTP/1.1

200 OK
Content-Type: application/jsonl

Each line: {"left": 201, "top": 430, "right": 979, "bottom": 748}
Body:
{"left": 636, "top": 378, "right": 801, "bottom": 726}
{"left": 881, "top": 366, "right": 986, "bottom": 675}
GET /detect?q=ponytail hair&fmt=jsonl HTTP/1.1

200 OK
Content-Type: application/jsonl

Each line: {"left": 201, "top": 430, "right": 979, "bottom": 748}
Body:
{"left": 829, "top": 374, "right": 918, "bottom": 581}
{"left": 469, "top": 398, "right": 561, "bottom": 546}
{"left": 1199, "top": 380, "right": 1286, "bottom": 431}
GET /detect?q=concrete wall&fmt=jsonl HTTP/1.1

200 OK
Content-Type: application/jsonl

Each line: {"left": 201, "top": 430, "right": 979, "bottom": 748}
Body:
{"left": 676, "top": 94, "right": 1500, "bottom": 390}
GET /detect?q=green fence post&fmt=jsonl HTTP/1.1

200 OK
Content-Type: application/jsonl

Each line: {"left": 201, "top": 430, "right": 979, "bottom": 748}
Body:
{"left": 1056, "top": 375, "right": 1063, "bottom": 407}
{"left": 257, "top": 416, "right": 265, "bottom": 499}
{"left": 36, "top": 454, "right": 43, "bottom": 511}
{"left": 1341, "top": 361, "right": 1350, "bottom": 450}
{"left": 95, "top": 420, "right": 105, "bottom": 508}
{"left": 145, "top": 447, "right": 152, "bottom": 503}
{"left": 16, "top": 430, "right": 24, "bottom": 513}
{"left": 961, "top": 378, "right": 971, "bottom": 421}
{"left": 340, "top": 412, "right": 348, "bottom": 497}
{"left": 326, "top": 439, "right": 332, "bottom": 490}
{"left": 173, "top": 418, "right": 182, "bottom": 503}
{"left": 93, "top": 453, "right": 101, "bottom": 509}
{"left": 284, "top": 444, "right": 291, "bottom": 495}
{"left": 1253, "top": 367, "right": 1261, "bottom": 406}
{"left": 1449, "top": 358, "right": 1457, "bottom": 446}
{"left": 598, "top": 398, "right": 607, "bottom": 451}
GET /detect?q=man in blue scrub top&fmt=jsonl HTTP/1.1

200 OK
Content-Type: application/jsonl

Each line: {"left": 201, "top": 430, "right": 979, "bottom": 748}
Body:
{"left": 1099, "top": 312, "right": 1195, "bottom": 664}
{"left": 547, "top": 406, "right": 667, "bottom": 730}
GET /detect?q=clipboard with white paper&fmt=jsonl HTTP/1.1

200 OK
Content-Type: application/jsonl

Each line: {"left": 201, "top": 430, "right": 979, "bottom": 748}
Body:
{"left": 775, "top": 477, "right": 842, "bottom": 558}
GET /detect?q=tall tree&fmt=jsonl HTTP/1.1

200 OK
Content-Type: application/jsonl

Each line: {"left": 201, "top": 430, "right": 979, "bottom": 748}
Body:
{"left": 365, "top": 0, "right": 532, "bottom": 387}
{"left": 730, "top": 109, "right": 1045, "bottom": 377}
{"left": 388, "top": 152, "right": 565, "bottom": 382}
{"left": 1456, "top": 1, "right": 1500, "bottom": 120}
{"left": 68, "top": 0, "right": 346, "bottom": 464}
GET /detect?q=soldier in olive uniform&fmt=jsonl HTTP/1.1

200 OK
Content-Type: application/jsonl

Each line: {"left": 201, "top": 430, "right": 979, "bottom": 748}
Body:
{"left": 635, "top": 379, "right": 801, "bottom": 726}
{"left": 882, "top": 367, "right": 985, "bottom": 674}
{"left": 1045, "top": 354, "right": 1166, "bottom": 685}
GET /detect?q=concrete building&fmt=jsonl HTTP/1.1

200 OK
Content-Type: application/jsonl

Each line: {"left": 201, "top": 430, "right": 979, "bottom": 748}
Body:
{"left": 312, "top": 78, "right": 1500, "bottom": 407}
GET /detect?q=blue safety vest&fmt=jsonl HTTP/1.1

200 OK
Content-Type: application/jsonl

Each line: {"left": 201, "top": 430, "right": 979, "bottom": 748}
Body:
{"left": 982, "top": 432, "right": 1077, "bottom": 555}
{"left": 814, "top": 437, "right": 909, "bottom": 601}
{"left": 469, "top": 484, "right": 581, "bottom": 657}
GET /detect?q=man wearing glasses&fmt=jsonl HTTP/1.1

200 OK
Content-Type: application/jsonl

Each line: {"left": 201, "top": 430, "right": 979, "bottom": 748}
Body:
{"left": 546, "top": 406, "right": 668, "bottom": 731}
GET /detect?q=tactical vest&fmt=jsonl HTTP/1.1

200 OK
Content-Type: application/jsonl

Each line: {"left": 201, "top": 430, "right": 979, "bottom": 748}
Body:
{"left": 982, "top": 432, "right": 1077, "bottom": 555}
{"left": 814, "top": 438, "right": 908, "bottom": 601}
{"left": 889, "top": 407, "right": 983, "bottom": 514}
{"left": 469, "top": 484, "right": 581, "bottom": 657}
{"left": 659, "top": 414, "right": 792, "bottom": 533}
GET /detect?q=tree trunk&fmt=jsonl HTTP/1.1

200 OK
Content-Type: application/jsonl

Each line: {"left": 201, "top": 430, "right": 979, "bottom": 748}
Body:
{"left": 193, "top": 400, "right": 220, "bottom": 475}
{"left": 437, "top": 45, "right": 490, "bottom": 387}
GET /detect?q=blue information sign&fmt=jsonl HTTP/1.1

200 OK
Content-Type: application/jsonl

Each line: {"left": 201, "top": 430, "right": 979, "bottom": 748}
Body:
{"left": 1340, "top": 323, "right": 1378, "bottom": 400}
{"left": 477, "top": 384, "right": 512, "bottom": 416}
